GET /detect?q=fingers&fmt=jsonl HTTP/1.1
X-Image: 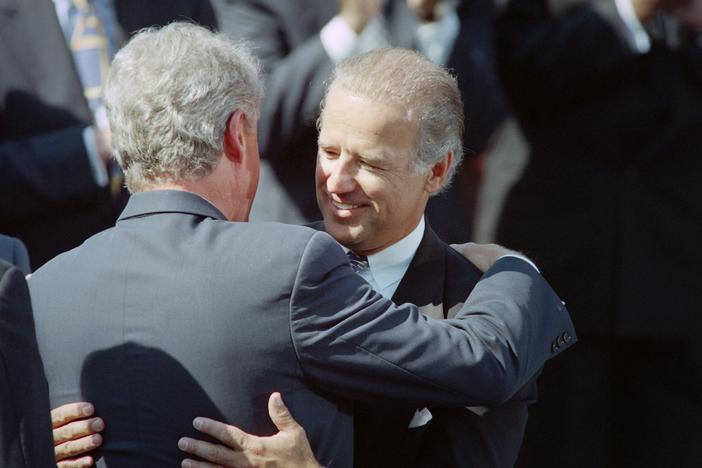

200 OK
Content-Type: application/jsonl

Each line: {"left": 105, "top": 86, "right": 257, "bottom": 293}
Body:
{"left": 57, "top": 455, "right": 95, "bottom": 468}
{"left": 180, "top": 417, "right": 259, "bottom": 466}
{"left": 181, "top": 459, "right": 224, "bottom": 468}
{"left": 191, "top": 417, "right": 248, "bottom": 450}
{"left": 55, "top": 434, "right": 102, "bottom": 462}
{"left": 54, "top": 417, "right": 104, "bottom": 445}
{"left": 451, "top": 242, "right": 489, "bottom": 272}
{"left": 52, "top": 403, "right": 95, "bottom": 429}
{"left": 451, "top": 242, "right": 514, "bottom": 272}
{"left": 178, "top": 437, "right": 250, "bottom": 468}
{"left": 267, "top": 392, "right": 298, "bottom": 431}
{"left": 52, "top": 403, "right": 103, "bottom": 462}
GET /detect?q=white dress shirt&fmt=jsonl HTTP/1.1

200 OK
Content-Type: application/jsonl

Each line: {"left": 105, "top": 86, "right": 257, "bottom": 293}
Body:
{"left": 344, "top": 217, "right": 425, "bottom": 300}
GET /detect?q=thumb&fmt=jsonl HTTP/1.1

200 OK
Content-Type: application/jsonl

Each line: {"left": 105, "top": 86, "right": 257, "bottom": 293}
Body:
{"left": 268, "top": 392, "right": 298, "bottom": 431}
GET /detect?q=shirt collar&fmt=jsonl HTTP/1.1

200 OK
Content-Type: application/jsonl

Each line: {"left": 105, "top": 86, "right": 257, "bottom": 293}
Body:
{"left": 362, "top": 217, "right": 425, "bottom": 294}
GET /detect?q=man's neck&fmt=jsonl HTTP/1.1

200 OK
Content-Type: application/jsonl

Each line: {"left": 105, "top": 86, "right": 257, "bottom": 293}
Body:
{"left": 144, "top": 179, "right": 246, "bottom": 222}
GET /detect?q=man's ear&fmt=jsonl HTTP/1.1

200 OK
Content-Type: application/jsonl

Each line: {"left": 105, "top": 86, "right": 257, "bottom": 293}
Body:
{"left": 223, "top": 110, "right": 248, "bottom": 162}
{"left": 425, "top": 151, "right": 453, "bottom": 194}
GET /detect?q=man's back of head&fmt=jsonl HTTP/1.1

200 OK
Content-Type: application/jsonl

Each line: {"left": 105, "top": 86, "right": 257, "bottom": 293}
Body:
{"left": 104, "top": 22, "right": 263, "bottom": 207}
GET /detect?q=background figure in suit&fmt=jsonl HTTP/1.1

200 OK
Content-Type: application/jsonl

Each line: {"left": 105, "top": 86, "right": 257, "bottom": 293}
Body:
{"left": 30, "top": 24, "right": 574, "bottom": 467}
{"left": 0, "top": 0, "right": 216, "bottom": 269}
{"left": 179, "top": 49, "right": 544, "bottom": 468}
{"left": 0, "top": 235, "right": 30, "bottom": 275}
{"left": 0, "top": 260, "right": 55, "bottom": 467}
{"left": 494, "top": 0, "right": 702, "bottom": 465}
{"left": 212, "top": 0, "right": 508, "bottom": 243}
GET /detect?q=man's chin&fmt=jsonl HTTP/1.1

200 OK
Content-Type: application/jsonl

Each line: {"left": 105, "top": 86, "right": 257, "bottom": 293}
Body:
{"left": 323, "top": 220, "right": 366, "bottom": 247}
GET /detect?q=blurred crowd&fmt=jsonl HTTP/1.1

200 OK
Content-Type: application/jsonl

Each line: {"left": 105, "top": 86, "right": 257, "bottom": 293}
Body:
{"left": 1, "top": 0, "right": 700, "bottom": 466}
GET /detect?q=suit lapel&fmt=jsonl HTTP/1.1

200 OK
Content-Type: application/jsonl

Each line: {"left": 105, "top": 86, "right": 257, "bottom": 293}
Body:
{"left": 392, "top": 224, "right": 447, "bottom": 319}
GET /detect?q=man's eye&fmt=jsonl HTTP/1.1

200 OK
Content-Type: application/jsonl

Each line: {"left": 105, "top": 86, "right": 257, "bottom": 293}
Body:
{"left": 360, "top": 160, "right": 381, "bottom": 171}
{"left": 319, "top": 147, "right": 339, "bottom": 158}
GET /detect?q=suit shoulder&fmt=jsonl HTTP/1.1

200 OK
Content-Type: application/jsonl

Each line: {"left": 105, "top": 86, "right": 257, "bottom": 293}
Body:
{"left": 206, "top": 220, "right": 341, "bottom": 266}
{"left": 211, "top": 220, "right": 319, "bottom": 243}
{"left": 30, "top": 225, "right": 118, "bottom": 281}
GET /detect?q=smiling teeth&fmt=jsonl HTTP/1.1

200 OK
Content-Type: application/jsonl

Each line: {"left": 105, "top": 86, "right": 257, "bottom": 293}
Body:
{"left": 332, "top": 201, "right": 360, "bottom": 210}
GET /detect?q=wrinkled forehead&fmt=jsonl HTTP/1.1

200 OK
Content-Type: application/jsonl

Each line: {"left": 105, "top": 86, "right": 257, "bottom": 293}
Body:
{"left": 321, "top": 86, "right": 416, "bottom": 138}
{"left": 318, "top": 88, "right": 421, "bottom": 171}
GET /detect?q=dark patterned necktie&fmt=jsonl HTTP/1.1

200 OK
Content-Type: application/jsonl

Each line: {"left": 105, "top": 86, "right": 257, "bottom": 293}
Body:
{"left": 347, "top": 251, "right": 369, "bottom": 274}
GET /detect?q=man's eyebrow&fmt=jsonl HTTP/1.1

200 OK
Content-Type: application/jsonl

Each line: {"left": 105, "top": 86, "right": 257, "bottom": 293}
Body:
{"left": 358, "top": 148, "right": 393, "bottom": 166}
{"left": 316, "top": 140, "right": 394, "bottom": 166}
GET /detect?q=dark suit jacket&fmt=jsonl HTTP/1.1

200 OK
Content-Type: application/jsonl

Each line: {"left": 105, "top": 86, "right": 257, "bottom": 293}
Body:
{"left": 0, "top": 235, "right": 30, "bottom": 275}
{"left": 345, "top": 223, "right": 534, "bottom": 468}
{"left": 0, "top": 0, "right": 216, "bottom": 269}
{"left": 212, "top": 0, "right": 507, "bottom": 242}
{"left": 495, "top": 0, "right": 702, "bottom": 337}
{"left": 29, "top": 190, "right": 574, "bottom": 467}
{"left": 0, "top": 260, "right": 54, "bottom": 467}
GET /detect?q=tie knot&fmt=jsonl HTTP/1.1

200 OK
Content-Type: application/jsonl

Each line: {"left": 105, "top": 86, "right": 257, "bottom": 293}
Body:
{"left": 347, "top": 251, "right": 369, "bottom": 274}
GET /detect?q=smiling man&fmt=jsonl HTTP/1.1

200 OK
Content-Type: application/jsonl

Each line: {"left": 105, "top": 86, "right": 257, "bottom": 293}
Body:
{"left": 175, "top": 49, "right": 547, "bottom": 468}
{"left": 316, "top": 76, "right": 452, "bottom": 259}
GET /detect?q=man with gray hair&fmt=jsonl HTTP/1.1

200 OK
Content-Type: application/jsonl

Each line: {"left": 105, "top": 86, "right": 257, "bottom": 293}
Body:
{"left": 31, "top": 24, "right": 574, "bottom": 467}
{"left": 177, "top": 49, "right": 543, "bottom": 468}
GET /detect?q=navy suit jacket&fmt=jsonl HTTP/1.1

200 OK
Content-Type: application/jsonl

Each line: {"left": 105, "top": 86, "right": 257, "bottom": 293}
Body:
{"left": 0, "top": 261, "right": 54, "bottom": 467}
{"left": 29, "top": 190, "right": 575, "bottom": 467}
{"left": 336, "top": 223, "right": 534, "bottom": 468}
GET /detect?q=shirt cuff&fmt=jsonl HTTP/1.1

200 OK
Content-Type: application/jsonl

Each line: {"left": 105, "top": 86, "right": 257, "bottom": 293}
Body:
{"left": 320, "top": 15, "right": 358, "bottom": 63}
{"left": 497, "top": 254, "right": 540, "bottom": 273}
{"left": 82, "top": 126, "right": 109, "bottom": 187}
{"left": 614, "top": 0, "right": 651, "bottom": 54}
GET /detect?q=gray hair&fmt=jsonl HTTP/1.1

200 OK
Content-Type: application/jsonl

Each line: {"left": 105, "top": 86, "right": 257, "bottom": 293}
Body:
{"left": 104, "top": 22, "right": 263, "bottom": 192}
{"left": 320, "top": 48, "right": 464, "bottom": 192}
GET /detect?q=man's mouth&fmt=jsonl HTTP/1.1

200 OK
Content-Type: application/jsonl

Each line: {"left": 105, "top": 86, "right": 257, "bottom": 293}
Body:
{"left": 331, "top": 200, "right": 362, "bottom": 210}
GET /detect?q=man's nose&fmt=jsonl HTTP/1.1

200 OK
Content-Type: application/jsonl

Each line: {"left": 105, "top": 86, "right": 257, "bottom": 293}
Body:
{"left": 326, "top": 158, "right": 356, "bottom": 193}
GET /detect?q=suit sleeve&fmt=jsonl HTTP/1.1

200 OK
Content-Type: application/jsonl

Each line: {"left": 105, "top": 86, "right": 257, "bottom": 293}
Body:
{"left": 0, "top": 125, "right": 102, "bottom": 220}
{"left": 213, "top": 1, "right": 334, "bottom": 162}
{"left": 289, "top": 232, "right": 576, "bottom": 408}
{"left": 0, "top": 263, "right": 54, "bottom": 467}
